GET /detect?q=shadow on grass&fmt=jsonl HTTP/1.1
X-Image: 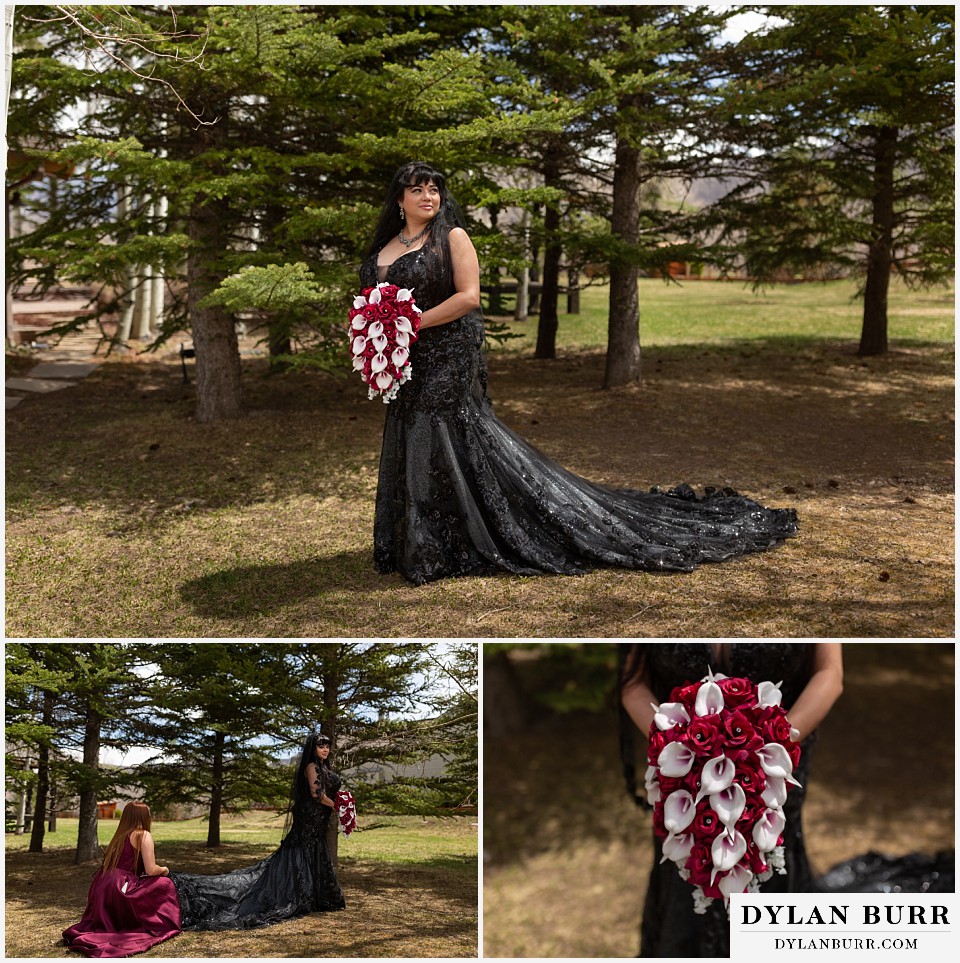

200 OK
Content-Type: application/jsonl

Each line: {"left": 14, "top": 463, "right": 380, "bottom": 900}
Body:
{"left": 178, "top": 549, "right": 387, "bottom": 617}
{"left": 6, "top": 846, "right": 477, "bottom": 959}
{"left": 5, "top": 336, "right": 953, "bottom": 538}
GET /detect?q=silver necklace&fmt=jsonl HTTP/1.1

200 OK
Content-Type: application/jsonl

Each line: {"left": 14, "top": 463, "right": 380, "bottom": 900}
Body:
{"left": 397, "top": 226, "right": 429, "bottom": 248}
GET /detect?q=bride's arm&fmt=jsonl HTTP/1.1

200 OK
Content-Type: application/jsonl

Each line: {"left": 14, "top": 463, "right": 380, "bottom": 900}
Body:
{"left": 417, "top": 228, "right": 482, "bottom": 329}
{"left": 306, "top": 762, "right": 335, "bottom": 808}
{"left": 786, "top": 642, "right": 843, "bottom": 741}
{"left": 136, "top": 830, "right": 169, "bottom": 876}
{"left": 621, "top": 666, "right": 657, "bottom": 736}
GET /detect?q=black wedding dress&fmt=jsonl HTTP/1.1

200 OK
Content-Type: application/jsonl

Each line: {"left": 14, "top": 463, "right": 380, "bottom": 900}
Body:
{"left": 622, "top": 643, "right": 954, "bottom": 959}
{"left": 361, "top": 249, "right": 798, "bottom": 586}
{"left": 171, "top": 770, "right": 344, "bottom": 930}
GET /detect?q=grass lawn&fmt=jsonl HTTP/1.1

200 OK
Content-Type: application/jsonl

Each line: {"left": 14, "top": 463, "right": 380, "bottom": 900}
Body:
{"left": 5, "top": 277, "right": 953, "bottom": 637}
{"left": 6, "top": 812, "right": 478, "bottom": 958}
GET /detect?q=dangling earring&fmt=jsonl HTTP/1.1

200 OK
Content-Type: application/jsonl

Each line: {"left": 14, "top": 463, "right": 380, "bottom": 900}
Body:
{"left": 399, "top": 206, "right": 405, "bottom": 222}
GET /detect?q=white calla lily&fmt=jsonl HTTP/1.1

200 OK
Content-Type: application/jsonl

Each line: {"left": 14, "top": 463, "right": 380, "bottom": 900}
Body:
{"left": 761, "top": 774, "right": 787, "bottom": 809}
{"left": 367, "top": 321, "right": 384, "bottom": 338}
{"left": 352, "top": 356, "right": 365, "bottom": 372}
{"left": 395, "top": 316, "right": 413, "bottom": 334}
{"left": 695, "top": 680, "right": 724, "bottom": 717}
{"left": 397, "top": 288, "right": 414, "bottom": 301}
{"left": 695, "top": 754, "right": 736, "bottom": 801}
{"left": 663, "top": 790, "right": 696, "bottom": 834}
{"left": 718, "top": 862, "right": 753, "bottom": 901}
{"left": 711, "top": 828, "right": 747, "bottom": 872}
{"left": 351, "top": 316, "right": 366, "bottom": 331}
{"left": 644, "top": 765, "right": 661, "bottom": 805}
{"left": 657, "top": 742, "right": 695, "bottom": 777}
{"left": 753, "top": 808, "right": 786, "bottom": 852}
{"left": 395, "top": 330, "right": 410, "bottom": 348}
{"left": 375, "top": 371, "right": 393, "bottom": 391}
{"left": 756, "top": 680, "right": 783, "bottom": 708}
{"left": 392, "top": 347, "right": 409, "bottom": 368}
{"left": 353, "top": 295, "right": 368, "bottom": 309}
{"left": 653, "top": 702, "right": 691, "bottom": 731}
{"left": 710, "top": 783, "right": 747, "bottom": 828}
{"left": 368, "top": 287, "right": 382, "bottom": 304}
{"left": 371, "top": 353, "right": 388, "bottom": 373}
{"left": 661, "top": 832, "right": 694, "bottom": 865}
{"left": 351, "top": 336, "right": 367, "bottom": 356}
{"left": 756, "top": 743, "right": 801, "bottom": 786}
{"left": 372, "top": 335, "right": 389, "bottom": 353}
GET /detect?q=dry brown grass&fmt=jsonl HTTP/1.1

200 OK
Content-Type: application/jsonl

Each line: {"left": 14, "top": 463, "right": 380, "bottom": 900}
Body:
{"left": 482, "top": 643, "right": 955, "bottom": 958}
{"left": 6, "top": 817, "right": 477, "bottom": 958}
{"left": 5, "top": 338, "right": 953, "bottom": 637}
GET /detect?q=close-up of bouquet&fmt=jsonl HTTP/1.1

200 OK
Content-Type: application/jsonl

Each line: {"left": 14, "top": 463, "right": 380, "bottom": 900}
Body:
{"left": 348, "top": 282, "right": 421, "bottom": 403}
{"left": 645, "top": 669, "right": 802, "bottom": 914}
{"left": 335, "top": 788, "right": 357, "bottom": 837}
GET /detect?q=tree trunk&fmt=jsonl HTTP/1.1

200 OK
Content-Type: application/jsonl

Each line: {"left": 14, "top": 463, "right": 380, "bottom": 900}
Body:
{"left": 605, "top": 132, "right": 643, "bottom": 387}
{"left": 859, "top": 126, "right": 897, "bottom": 356}
{"left": 483, "top": 651, "right": 528, "bottom": 740}
{"left": 75, "top": 706, "right": 102, "bottom": 863}
{"left": 535, "top": 154, "right": 563, "bottom": 359}
{"left": 188, "top": 193, "right": 243, "bottom": 422}
{"left": 28, "top": 690, "right": 54, "bottom": 853}
{"left": 48, "top": 774, "right": 58, "bottom": 832}
{"left": 206, "top": 730, "right": 225, "bottom": 847}
{"left": 15, "top": 756, "right": 30, "bottom": 833}
{"left": 566, "top": 264, "right": 580, "bottom": 314}
{"left": 263, "top": 203, "right": 291, "bottom": 367}
{"left": 515, "top": 211, "right": 530, "bottom": 321}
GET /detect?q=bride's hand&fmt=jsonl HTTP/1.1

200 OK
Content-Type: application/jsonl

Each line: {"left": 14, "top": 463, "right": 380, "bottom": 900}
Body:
{"left": 319, "top": 792, "right": 335, "bottom": 808}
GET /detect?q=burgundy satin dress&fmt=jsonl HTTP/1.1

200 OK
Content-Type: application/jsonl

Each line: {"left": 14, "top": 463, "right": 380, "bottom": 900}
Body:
{"left": 63, "top": 837, "right": 181, "bottom": 958}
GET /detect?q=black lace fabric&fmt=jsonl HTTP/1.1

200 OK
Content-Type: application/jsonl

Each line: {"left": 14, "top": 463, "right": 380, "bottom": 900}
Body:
{"left": 361, "top": 250, "right": 798, "bottom": 586}
{"left": 171, "top": 772, "right": 344, "bottom": 931}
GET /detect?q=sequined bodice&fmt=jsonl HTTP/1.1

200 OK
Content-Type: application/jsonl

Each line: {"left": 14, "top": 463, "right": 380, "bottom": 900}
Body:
{"left": 360, "top": 249, "right": 488, "bottom": 417}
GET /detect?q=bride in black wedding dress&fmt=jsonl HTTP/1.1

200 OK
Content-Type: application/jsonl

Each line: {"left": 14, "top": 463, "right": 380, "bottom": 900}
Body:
{"left": 171, "top": 733, "right": 345, "bottom": 930}
{"left": 360, "top": 162, "right": 798, "bottom": 586}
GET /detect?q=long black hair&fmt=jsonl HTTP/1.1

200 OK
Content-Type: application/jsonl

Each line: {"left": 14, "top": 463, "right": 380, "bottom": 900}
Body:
{"left": 367, "top": 161, "right": 468, "bottom": 292}
{"left": 284, "top": 731, "right": 332, "bottom": 833}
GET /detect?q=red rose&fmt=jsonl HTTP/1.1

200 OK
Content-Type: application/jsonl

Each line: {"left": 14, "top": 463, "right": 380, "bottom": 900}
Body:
{"left": 723, "top": 710, "right": 763, "bottom": 751}
{"left": 786, "top": 740, "right": 802, "bottom": 768}
{"left": 687, "top": 716, "right": 724, "bottom": 757}
{"left": 647, "top": 729, "right": 672, "bottom": 761}
{"left": 729, "top": 749, "right": 766, "bottom": 798}
{"left": 747, "top": 846, "right": 768, "bottom": 876}
{"left": 656, "top": 774, "right": 687, "bottom": 797}
{"left": 760, "top": 713, "right": 792, "bottom": 745}
{"left": 718, "top": 676, "right": 756, "bottom": 708}
{"left": 685, "top": 843, "right": 714, "bottom": 887}
{"left": 361, "top": 304, "right": 378, "bottom": 321}
{"left": 669, "top": 680, "right": 703, "bottom": 705}
{"left": 692, "top": 803, "right": 723, "bottom": 841}
{"left": 652, "top": 801, "right": 666, "bottom": 838}
{"left": 377, "top": 302, "right": 394, "bottom": 319}
{"left": 680, "top": 767, "right": 702, "bottom": 797}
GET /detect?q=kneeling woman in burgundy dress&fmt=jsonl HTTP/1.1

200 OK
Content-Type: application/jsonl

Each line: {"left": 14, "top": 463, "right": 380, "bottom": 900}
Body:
{"left": 63, "top": 801, "right": 181, "bottom": 958}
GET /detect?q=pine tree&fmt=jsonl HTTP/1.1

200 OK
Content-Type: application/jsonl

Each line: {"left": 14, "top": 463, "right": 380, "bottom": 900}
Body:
{"left": 706, "top": 4, "right": 954, "bottom": 355}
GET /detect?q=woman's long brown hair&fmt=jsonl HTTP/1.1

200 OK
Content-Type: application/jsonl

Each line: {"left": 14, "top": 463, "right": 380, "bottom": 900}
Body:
{"left": 101, "top": 801, "right": 152, "bottom": 873}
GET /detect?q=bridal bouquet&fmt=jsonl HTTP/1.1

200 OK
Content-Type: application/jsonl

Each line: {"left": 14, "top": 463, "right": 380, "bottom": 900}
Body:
{"left": 335, "top": 789, "right": 356, "bottom": 837}
{"left": 645, "top": 669, "right": 801, "bottom": 914}
{"left": 348, "top": 283, "right": 421, "bottom": 403}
